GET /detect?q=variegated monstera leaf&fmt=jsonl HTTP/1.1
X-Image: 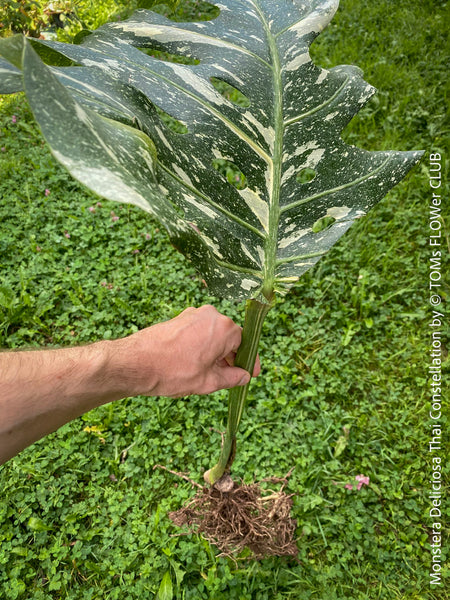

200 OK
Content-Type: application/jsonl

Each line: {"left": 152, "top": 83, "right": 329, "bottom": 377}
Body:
{"left": 0, "top": 0, "right": 422, "bottom": 302}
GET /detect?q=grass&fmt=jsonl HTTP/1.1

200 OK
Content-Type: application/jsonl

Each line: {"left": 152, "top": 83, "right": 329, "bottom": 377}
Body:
{"left": 0, "top": 0, "right": 449, "bottom": 598}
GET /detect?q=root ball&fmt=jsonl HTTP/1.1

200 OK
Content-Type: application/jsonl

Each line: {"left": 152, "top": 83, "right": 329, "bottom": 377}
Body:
{"left": 169, "top": 478, "right": 298, "bottom": 560}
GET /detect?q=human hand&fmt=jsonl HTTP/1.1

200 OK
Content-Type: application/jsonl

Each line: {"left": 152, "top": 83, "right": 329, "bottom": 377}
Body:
{"left": 0, "top": 306, "right": 260, "bottom": 463}
{"left": 113, "top": 305, "right": 260, "bottom": 398}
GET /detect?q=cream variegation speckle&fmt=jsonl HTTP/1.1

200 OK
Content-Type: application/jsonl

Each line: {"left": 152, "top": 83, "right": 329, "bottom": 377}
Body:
{"left": 238, "top": 187, "right": 269, "bottom": 232}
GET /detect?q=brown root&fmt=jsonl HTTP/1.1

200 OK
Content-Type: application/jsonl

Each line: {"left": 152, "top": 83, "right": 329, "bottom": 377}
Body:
{"left": 165, "top": 470, "right": 298, "bottom": 560}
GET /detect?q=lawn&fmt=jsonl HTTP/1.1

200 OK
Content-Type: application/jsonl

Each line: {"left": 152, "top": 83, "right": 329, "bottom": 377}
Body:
{"left": 0, "top": 0, "right": 448, "bottom": 598}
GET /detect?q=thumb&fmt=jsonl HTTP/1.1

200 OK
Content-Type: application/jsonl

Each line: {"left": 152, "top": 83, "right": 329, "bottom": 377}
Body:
{"left": 215, "top": 366, "right": 251, "bottom": 391}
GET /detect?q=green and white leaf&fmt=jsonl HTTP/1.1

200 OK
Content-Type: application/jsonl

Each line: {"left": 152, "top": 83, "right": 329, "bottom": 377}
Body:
{"left": 0, "top": 57, "right": 21, "bottom": 94}
{"left": 0, "top": 0, "right": 423, "bottom": 302}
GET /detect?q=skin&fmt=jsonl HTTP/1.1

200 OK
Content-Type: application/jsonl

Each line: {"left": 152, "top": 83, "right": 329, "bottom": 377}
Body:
{"left": 0, "top": 305, "right": 260, "bottom": 465}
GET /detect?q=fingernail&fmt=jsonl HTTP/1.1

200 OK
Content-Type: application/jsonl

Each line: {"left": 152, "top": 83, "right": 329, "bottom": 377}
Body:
{"left": 238, "top": 374, "right": 250, "bottom": 386}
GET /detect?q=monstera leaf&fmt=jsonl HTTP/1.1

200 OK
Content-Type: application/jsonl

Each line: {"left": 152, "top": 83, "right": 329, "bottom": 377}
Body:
{"left": 0, "top": 0, "right": 423, "bottom": 483}
{"left": 0, "top": 0, "right": 422, "bottom": 302}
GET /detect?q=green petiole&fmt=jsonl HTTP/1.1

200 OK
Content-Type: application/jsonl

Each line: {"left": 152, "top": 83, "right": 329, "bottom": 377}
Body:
{"left": 204, "top": 298, "right": 272, "bottom": 486}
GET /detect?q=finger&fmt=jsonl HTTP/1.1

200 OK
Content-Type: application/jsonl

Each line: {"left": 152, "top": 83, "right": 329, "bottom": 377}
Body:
{"left": 221, "top": 351, "right": 260, "bottom": 377}
{"left": 206, "top": 366, "right": 251, "bottom": 394}
{"left": 223, "top": 324, "right": 243, "bottom": 356}
{"left": 223, "top": 351, "right": 236, "bottom": 368}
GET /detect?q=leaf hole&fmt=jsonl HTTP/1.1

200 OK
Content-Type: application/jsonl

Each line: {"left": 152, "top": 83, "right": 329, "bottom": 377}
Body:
{"left": 171, "top": 203, "right": 185, "bottom": 217}
{"left": 212, "top": 159, "right": 247, "bottom": 190}
{"left": 296, "top": 168, "right": 316, "bottom": 184}
{"left": 30, "top": 40, "right": 80, "bottom": 67}
{"left": 154, "top": 106, "right": 188, "bottom": 134}
{"left": 138, "top": 47, "right": 200, "bottom": 65}
{"left": 210, "top": 78, "right": 251, "bottom": 108}
{"left": 152, "top": 1, "right": 220, "bottom": 23}
{"left": 312, "top": 215, "right": 336, "bottom": 233}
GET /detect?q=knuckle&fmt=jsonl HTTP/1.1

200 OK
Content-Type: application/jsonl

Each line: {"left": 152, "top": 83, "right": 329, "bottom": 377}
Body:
{"left": 205, "top": 304, "right": 216, "bottom": 312}
{"left": 219, "top": 312, "right": 235, "bottom": 329}
{"left": 198, "top": 304, "right": 217, "bottom": 317}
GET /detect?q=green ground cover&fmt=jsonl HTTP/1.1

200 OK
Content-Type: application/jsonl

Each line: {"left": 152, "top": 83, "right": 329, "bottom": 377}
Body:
{"left": 0, "top": 0, "right": 448, "bottom": 598}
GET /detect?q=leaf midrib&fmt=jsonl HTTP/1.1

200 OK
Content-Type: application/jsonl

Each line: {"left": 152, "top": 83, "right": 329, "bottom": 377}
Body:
{"left": 250, "top": 0, "right": 283, "bottom": 301}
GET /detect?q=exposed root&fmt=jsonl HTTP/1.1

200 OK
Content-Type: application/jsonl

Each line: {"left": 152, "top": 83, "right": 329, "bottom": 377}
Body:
{"left": 153, "top": 464, "right": 202, "bottom": 489}
{"left": 162, "top": 469, "right": 298, "bottom": 560}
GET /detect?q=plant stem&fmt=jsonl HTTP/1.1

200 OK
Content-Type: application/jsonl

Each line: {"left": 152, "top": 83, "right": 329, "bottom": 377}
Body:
{"left": 204, "top": 298, "right": 271, "bottom": 486}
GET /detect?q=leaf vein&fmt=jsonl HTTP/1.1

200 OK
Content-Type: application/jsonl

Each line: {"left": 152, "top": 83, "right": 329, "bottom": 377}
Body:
{"left": 276, "top": 250, "right": 325, "bottom": 266}
{"left": 213, "top": 257, "right": 263, "bottom": 278}
{"left": 115, "top": 52, "right": 273, "bottom": 164}
{"left": 284, "top": 76, "right": 349, "bottom": 127}
{"left": 158, "top": 161, "right": 267, "bottom": 240}
{"left": 280, "top": 156, "right": 391, "bottom": 214}
{"left": 133, "top": 23, "right": 273, "bottom": 70}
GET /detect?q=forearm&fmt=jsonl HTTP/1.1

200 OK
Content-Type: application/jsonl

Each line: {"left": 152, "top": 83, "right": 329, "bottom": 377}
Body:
{"left": 0, "top": 306, "right": 256, "bottom": 465}
{"left": 0, "top": 340, "right": 146, "bottom": 465}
